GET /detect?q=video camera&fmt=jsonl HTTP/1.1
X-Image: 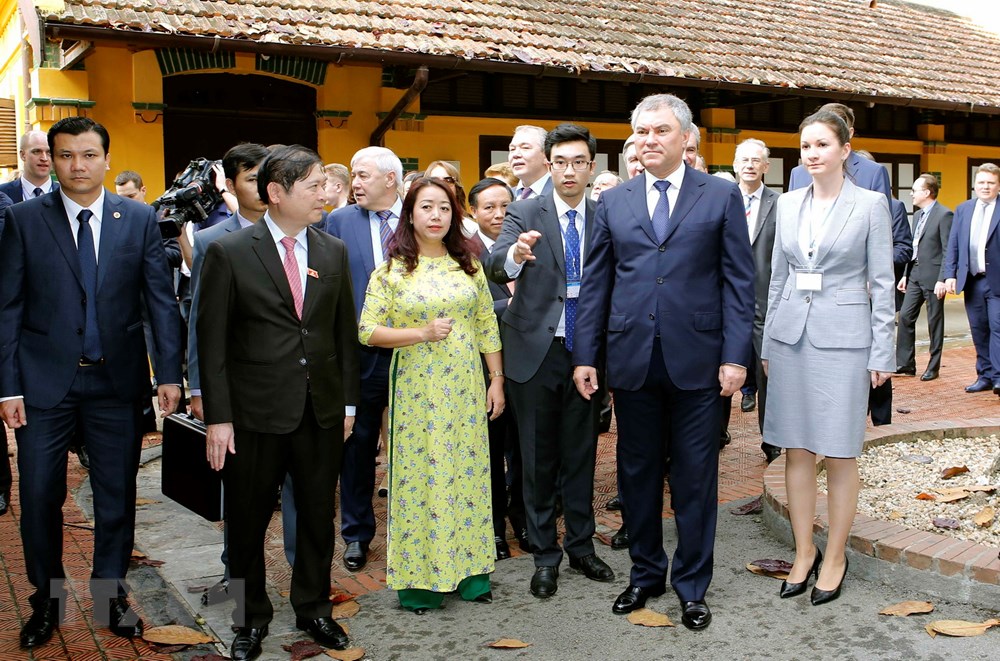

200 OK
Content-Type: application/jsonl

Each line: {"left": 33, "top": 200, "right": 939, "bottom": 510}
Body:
{"left": 152, "top": 158, "right": 224, "bottom": 239}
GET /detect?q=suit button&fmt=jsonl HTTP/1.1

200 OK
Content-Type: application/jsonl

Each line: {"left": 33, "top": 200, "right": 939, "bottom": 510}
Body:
{"left": 548, "top": 326, "right": 555, "bottom": 333}
{"left": 656, "top": 277, "right": 663, "bottom": 284}
{"left": 76, "top": 328, "right": 83, "bottom": 335}
{"left": 649, "top": 313, "right": 655, "bottom": 320}
{"left": 81, "top": 297, "right": 86, "bottom": 304}
{"left": 301, "top": 328, "right": 309, "bottom": 336}
{"left": 659, "top": 246, "right": 666, "bottom": 252}
{"left": 299, "top": 358, "right": 307, "bottom": 366}
{"left": 805, "top": 296, "right": 811, "bottom": 303}
{"left": 557, "top": 296, "right": 564, "bottom": 302}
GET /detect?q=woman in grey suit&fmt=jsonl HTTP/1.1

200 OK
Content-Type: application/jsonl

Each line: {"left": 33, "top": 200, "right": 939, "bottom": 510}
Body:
{"left": 761, "top": 110, "right": 894, "bottom": 606}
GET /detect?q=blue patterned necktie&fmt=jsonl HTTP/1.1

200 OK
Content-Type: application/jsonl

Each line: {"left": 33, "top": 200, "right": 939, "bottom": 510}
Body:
{"left": 652, "top": 180, "right": 671, "bottom": 243}
{"left": 564, "top": 209, "right": 581, "bottom": 351}
{"left": 77, "top": 209, "right": 102, "bottom": 361}
{"left": 32, "top": 187, "right": 42, "bottom": 198}
{"left": 376, "top": 209, "right": 393, "bottom": 259}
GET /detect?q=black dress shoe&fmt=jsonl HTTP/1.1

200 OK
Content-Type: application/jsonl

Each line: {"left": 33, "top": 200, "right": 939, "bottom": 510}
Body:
{"left": 612, "top": 584, "right": 666, "bottom": 614}
{"left": 719, "top": 430, "right": 731, "bottom": 449}
{"left": 966, "top": 378, "right": 992, "bottom": 393}
{"left": 763, "top": 445, "right": 782, "bottom": 464}
{"left": 569, "top": 553, "right": 615, "bottom": 582}
{"left": 811, "top": 557, "right": 849, "bottom": 606}
{"left": 515, "top": 528, "right": 534, "bottom": 553}
{"left": 231, "top": 625, "right": 268, "bottom": 661}
{"left": 296, "top": 616, "right": 350, "bottom": 650}
{"left": 0, "top": 489, "right": 9, "bottom": 516}
{"left": 529, "top": 566, "right": 558, "bottom": 598}
{"left": 779, "top": 547, "right": 822, "bottom": 598}
{"left": 494, "top": 536, "right": 511, "bottom": 561}
{"left": 343, "top": 541, "right": 369, "bottom": 571}
{"left": 107, "top": 596, "right": 143, "bottom": 638}
{"left": 610, "top": 525, "right": 630, "bottom": 550}
{"left": 741, "top": 393, "right": 756, "bottom": 412}
{"left": 895, "top": 367, "right": 916, "bottom": 376}
{"left": 680, "top": 600, "right": 712, "bottom": 630}
{"left": 19, "top": 600, "right": 59, "bottom": 648}
{"left": 920, "top": 370, "right": 939, "bottom": 381}
{"left": 606, "top": 495, "right": 623, "bottom": 511}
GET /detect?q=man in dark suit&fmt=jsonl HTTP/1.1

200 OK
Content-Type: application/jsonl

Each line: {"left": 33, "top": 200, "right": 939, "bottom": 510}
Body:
{"left": 787, "top": 104, "right": 891, "bottom": 201}
{"left": 0, "top": 191, "right": 14, "bottom": 516}
{"left": 721, "top": 138, "right": 779, "bottom": 461}
{"left": 187, "top": 143, "right": 278, "bottom": 600}
{"left": 467, "top": 177, "right": 525, "bottom": 561}
{"left": 0, "top": 130, "right": 60, "bottom": 203}
{"left": 487, "top": 123, "right": 615, "bottom": 599}
{"left": 508, "top": 125, "right": 553, "bottom": 201}
{"left": 321, "top": 146, "right": 402, "bottom": 572}
{"left": 573, "top": 94, "right": 754, "bottom": 630}
{"left": 199, "top": 145, "right": 358, "bottom": 660}
{"left": 0, "top": 117, "right": 182, "bottom": 648}
{"left": 943, "top": 163, "right": 1000, "bottom": 394}
{"left": 897, "top": 174, "right": 953, "bottom": 381}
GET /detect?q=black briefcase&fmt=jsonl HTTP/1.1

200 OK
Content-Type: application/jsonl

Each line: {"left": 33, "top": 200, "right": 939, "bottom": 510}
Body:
{"left": 161, "top": 413, "right": 224, "bottom": 522}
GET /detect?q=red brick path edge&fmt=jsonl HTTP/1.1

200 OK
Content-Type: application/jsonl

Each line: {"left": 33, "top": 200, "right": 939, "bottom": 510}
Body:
{"left": 762, "top": 419, "right": 1000, "bottom": 609}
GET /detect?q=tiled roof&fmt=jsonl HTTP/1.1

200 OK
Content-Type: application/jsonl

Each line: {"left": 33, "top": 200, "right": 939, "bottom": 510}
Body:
{"left": 40, "top": 0, "right": 1000, "bottom": 110}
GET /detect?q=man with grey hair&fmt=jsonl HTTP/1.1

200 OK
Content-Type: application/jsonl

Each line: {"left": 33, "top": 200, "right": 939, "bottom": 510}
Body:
{"left": 508, "top": 125, "right": 552, "bottom": 200}
{"left": 321, "top": 146, "right": 403, "bottom": 572}
{"left": 573, "top": 93, "right": 754, "bottom": 630}
{"left": 683, "top": 123, "right": 701, "bottom": 169}
{"left": 622, "top": 135, "right": 644, "bottom": 179}
{"left": 0, "top": 130, "right": 58, "bottom": 203}
{"left": 590, "top": 170, "right": 622, "bottom": 201}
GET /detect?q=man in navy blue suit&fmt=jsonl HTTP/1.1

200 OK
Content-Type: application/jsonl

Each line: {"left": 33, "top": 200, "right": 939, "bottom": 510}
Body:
{"left": 573, "top": 94, "right": 754, "bottom": 630}
{"left": 942, "top": 162, "right": 1000, "bottom": 394}
{"left": 322, "top": 146, "right": 403, "bottom": 572}
{"left": 0, "top": 129, "right": 59, "bottom": 203}
{"left": 0, "top": 117, "right": 182, "bottom": 648}
{"left": 787, "top": 103, "right": 891, "bottom": 202}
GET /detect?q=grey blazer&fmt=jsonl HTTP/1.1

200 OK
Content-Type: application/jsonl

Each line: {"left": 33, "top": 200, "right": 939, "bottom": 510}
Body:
{"left": 485, "top": 192, "right": 596, "bottom": 383}
{"left": 904, "top": 202, "right": 954, "bottom": 286}
{"left": 751, "top": 185, "right": 779, "bottom": 354}
{"left": 761, "top": 179, "right": 895, "bottom": 372}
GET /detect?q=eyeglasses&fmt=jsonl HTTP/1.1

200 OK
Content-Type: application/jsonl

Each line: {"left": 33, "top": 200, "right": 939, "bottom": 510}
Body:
{"left": 549, "top": 159, "right": 592, "bottom": 172}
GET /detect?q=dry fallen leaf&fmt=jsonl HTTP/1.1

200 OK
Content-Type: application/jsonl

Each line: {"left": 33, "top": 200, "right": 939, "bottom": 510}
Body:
{"left": 746, "top": 559, "right": 793, "bottom": 579}
{"left": 130, "top": 549, "right": 147, "bottom": 559}
{"left": 932, "top": 517, "right": 961, "bottom": 530}
{"left": 940, "top": 466, "right": 970, "bottom": 480}
{"left": 326, "top": 649, "right": 365, "bottom": 661}
{"left": 330, "top": 590, "right": 355, "bottom": 604}
{"left": 888, "top": 511, "right": 904, "bottom": 520}
{"left": 283, "top": 640, "right": 326, "bottom": 660}
{"left": 627, "top": 608, "right": 675, "bottom": 627}
{"left": 925, "top": 619, "right": 1000, "bottom": 637}
{"left": 925, "top": 623, "right": 937, "bottom": 638}
{"left": 189, "top": 655, "right": 228, "bottom": 661}
{"left": 973, "top": 506, "right": 995, "bottom": 527}
{"left": 935, "top": 491, "right": 971, "bottom": 503}
{"left": 879, "top": 600, "right": 934, "bottom": 617}
{"left": 142, "top": 625, "right": 214, "bottom": 645}
{"left": 965, "top": 485, "right": 997, "bottom": 493}
{"left": 131, "top": 557, "right": 165, "bottom": 567}
{"left": 332, "top": 600, "right": 361, "bottom": 619}
{"left": 915, "top": 493, "right": 937, "bottom": 501}
{"left": 135, "top": 498, "right": 160, "bottom": 506}
{"left": 730, "top": 495, "right": 762, "bottom": 516}
{"left": 152, "top": 644, "right": 190, "bottom": 654}
{"left": 487, "top": 638, "right": 531, "bottom": 648}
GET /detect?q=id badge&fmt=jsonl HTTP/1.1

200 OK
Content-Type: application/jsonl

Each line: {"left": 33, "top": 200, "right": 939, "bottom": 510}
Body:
{"left": 795, "top": 269, "right": 823, "bottom": 291}
{"left": 566, "top": 281, "right": 581, "bottom": 299}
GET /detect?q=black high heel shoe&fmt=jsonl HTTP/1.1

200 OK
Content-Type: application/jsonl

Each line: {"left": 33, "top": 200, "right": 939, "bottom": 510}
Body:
{"left": 811, "top": 556, "right": 848, "bottom": 606}
{"left": 779, "top": 547, "right": 822, "bottom": 598}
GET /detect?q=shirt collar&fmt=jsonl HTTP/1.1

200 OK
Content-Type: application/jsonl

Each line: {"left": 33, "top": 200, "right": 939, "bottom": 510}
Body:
{"left": 644, "top": 163, "right": 686, "bottom": 194}
{"left": 367, "top": 197, "right": 403, "bottom": 221}
{"left": 477, "top": 230, "right": 496, "bottom": 251}
{"left": 22, "top": 176, "right": 52, "bottom": 196}
{"left": 60, "top": 188, "right": 106, "bottom": 224}
{"left": 234, "top": 210, "right": 255, "bottom": 228}
{"left": 262, "top": 212, "right": 308, "bottom": 248}
{"left": 519, "top": 172, "right": 551, "bottom": 196}
{"left": 553, "top": 194, "right": 587, "bottom": 224}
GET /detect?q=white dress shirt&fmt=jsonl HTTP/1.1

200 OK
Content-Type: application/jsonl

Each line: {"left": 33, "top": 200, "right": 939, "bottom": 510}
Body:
{"left": 61, "top": 189, "right": 106, "bottom": 259}
{"left": 742, "top": 185, "right": 762, "bottom": 240}
{"left": 644, "top": 165, "right": 685, "bottom": 221}
{"left": 971, "top": 197, "right": 996, "bottom": 275}
{"left": 21, "top": 176, "right": 53, "bottom": 200}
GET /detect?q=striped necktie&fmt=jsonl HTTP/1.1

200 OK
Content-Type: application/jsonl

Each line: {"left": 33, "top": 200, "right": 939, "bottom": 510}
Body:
{"left": 376, "top": 210, "right": 394, "bottom": 259}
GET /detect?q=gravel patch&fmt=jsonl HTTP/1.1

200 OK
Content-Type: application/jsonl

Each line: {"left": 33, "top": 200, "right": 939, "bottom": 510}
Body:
{"left": 817, "top": 436, "right": 1000, "bottom": 546}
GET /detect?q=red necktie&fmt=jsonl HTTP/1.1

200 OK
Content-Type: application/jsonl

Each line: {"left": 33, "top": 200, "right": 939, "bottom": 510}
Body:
{"left": 280, "top": 236, "right": 303, "bottom": 319}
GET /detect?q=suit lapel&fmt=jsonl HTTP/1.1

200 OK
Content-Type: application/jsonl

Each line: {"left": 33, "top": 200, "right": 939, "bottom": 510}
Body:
{"left": 812, "top": 180, "right": 856, "bottom": 265}
{"left": 538, "top": 194, "right": 565, "bottom": 273}
{"left": 96, "top": 193, "right": 124, "bottom": 291}
{"left": 987, "top": 200, "right": 1000, "bottom": 242}
{"left": 663, "top": 172, "right": 704, "bottom": 244}
{"left": 752, "top": 188, "right": 774, "bottom": 245}
{"left": 40, "top": 193, "right": 84, "bottom": 288}
{"left": 626, "top": 178, "right": 658, "bottom": 245}
{"left": 582, "top": 198, "right": 597, "bottom": 261}
{"left": 251, "top": 220, "right": 297, "bottom": 319}
{"left": 350, "top": 207, "right": 377, "bottom": 276}
{"left": 301, "top": 228, "right": 324, "bottom": 323}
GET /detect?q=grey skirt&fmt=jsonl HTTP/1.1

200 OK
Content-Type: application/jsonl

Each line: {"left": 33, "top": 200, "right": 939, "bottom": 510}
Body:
{"left": 762, "top": 328, "right": 870, "bottom": 459}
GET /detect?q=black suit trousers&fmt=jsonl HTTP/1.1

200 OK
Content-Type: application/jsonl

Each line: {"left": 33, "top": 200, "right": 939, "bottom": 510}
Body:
{"left": 613, "top": 343, "right": 720, "bottom": 601}
{"left": 507, "top": 340, "right": 598, "bottom": 566}
{"left": 16, "top": 364, "right": 142, "bottom": 610}
{"left": 897, "top": 279, "right": 945, "bottom": 373}
{"left": 224, "top": 397, "right": 342, "bottom": 627}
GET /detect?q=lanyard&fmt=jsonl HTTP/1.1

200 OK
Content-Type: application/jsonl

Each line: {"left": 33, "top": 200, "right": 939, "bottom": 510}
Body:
{"left": 560, "top": 215, "right": 583, "bottom": 279}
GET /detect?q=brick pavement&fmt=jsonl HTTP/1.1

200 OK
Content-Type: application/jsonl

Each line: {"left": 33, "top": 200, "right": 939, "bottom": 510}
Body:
{"left": 0, "top": 343, "right": 995, "bottom": 659}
